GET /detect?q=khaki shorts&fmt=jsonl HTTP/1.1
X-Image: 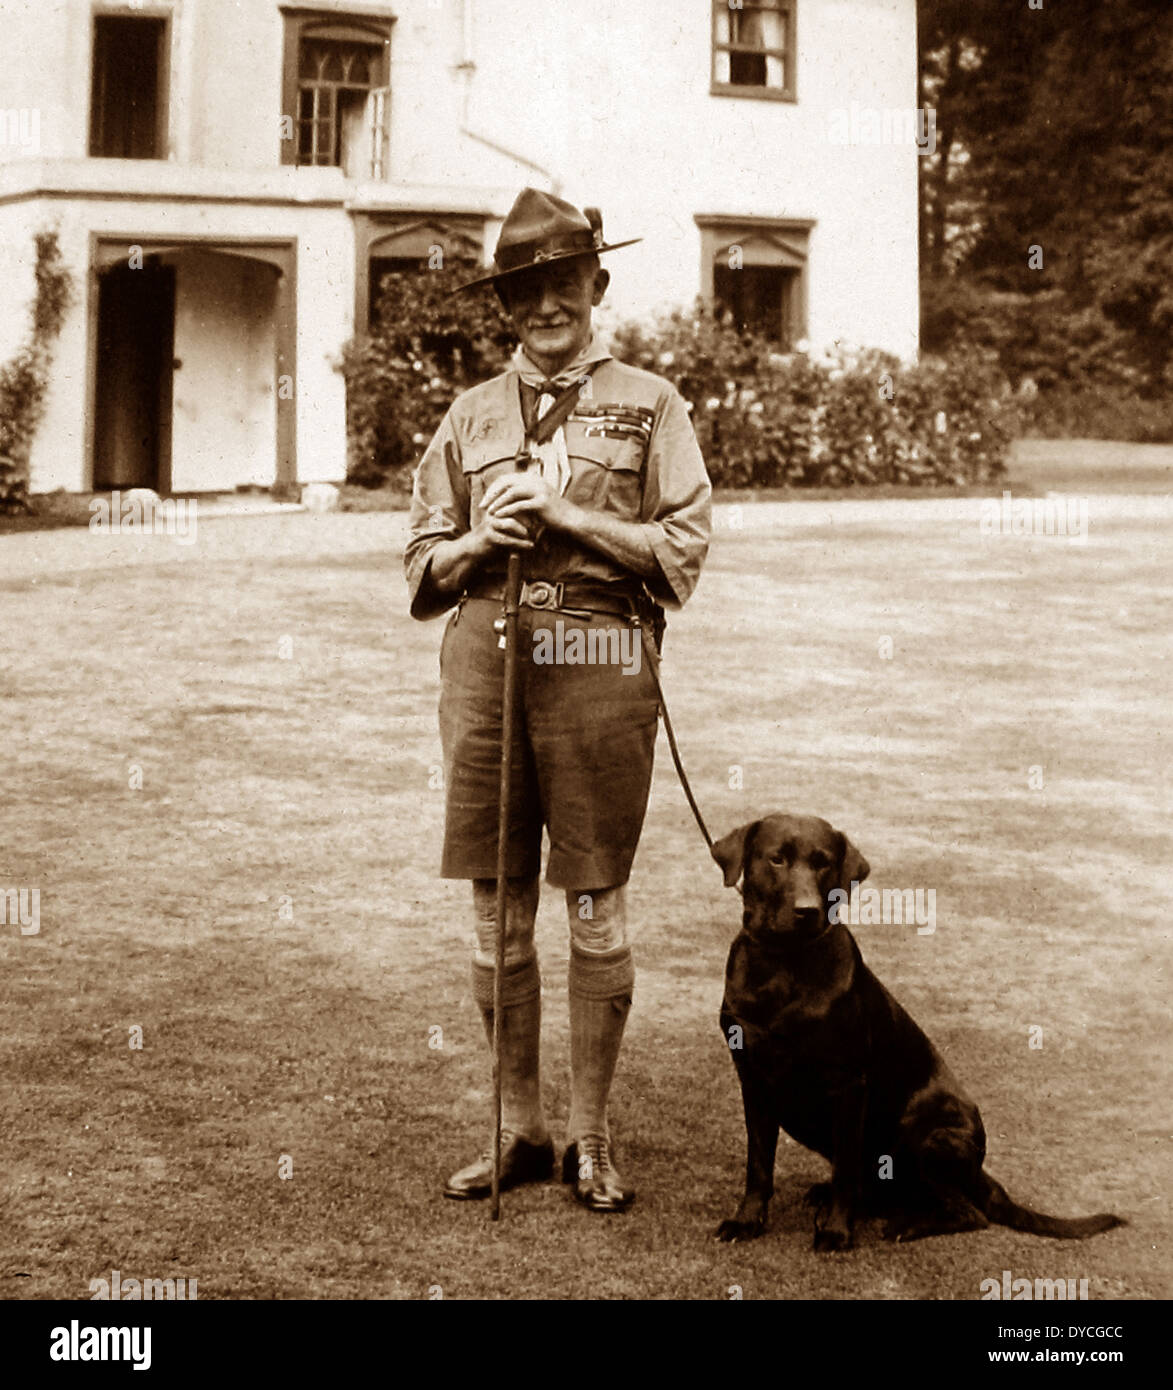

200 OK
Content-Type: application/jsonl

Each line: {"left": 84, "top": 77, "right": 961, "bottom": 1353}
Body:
{"left": 437, "top": 597, "right": 659, "bottom": 888}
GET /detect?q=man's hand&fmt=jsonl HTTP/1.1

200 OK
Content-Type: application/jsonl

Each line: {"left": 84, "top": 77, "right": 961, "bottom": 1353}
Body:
{"left": 482, "top": 472, "right": 573, "bottom": 530}
{"left": 484, "top": 469, "right": 662, "bottom": 583}
{"left": 428, "top": 512, "right": 533, "bottom": 596}
{"left": 471, "top": 510, "right": 535, "bottom": 555}
{"left": 431, "top": 466, "right": 663, "bottom": 597}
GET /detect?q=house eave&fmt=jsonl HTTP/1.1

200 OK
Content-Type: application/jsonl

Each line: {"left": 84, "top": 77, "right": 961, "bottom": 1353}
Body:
{"left": 0, "top": 159, "right": 520, "bottom": 222}
{"left": 0, "top": 157, "right": 347, "bottom": 208}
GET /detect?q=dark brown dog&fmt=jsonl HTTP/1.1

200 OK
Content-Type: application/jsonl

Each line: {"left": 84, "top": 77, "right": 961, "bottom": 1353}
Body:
{"left": 713, "top": 813, "right": 1125, "bottom": 1250}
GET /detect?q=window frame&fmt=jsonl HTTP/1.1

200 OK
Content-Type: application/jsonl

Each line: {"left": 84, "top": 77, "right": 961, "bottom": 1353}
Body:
{"left": 296, "top": 40, "right": 385, "bottom": 170}
{"left": 352, "top": 213, "right": 487, "bottom": 336}
{"left": 713, "top": 263, "right": 798, "bottom": 346}
{"left": 710, "top": 0, "right": 797, "bottom": 103}
{"left": 88, "top": 5, "right": 173, "bottom": 160}
{"left": 696, "top": 214, "right": 814, "bottom": 348}
{"left": 279, "top": 6, "right": 394, "bottom": 170}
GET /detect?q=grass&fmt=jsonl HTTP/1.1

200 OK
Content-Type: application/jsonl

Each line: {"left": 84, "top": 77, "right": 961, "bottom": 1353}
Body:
{"left": 0, "top": 491, "right": 1168, "bottom": 1300}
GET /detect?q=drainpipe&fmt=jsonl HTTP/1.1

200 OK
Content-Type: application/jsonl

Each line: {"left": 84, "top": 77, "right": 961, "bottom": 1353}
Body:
{"left": 456, "top": 0, "right": 561, "bottom": 194}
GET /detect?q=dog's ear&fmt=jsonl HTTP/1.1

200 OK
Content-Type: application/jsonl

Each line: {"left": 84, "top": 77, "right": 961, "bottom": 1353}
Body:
{"left": 712, "top": 821, "right": 758, "bottom": 889}
{"left": 835, "top": 830, "right": 870, "bottom": 894}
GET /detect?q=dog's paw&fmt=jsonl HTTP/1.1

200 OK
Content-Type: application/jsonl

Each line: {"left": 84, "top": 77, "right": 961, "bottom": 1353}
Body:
{"left": 812, "top": 1224, "right": 853, "bottom": 1253}
{"left": 884, "top": 1217, "right": 935, "bottom": 1244}
{"left": 715, "top": 1217, "right": 765, "bottom": 1244}
{"left": 803, "top": 1182, "right": 831, "bottom": 1213}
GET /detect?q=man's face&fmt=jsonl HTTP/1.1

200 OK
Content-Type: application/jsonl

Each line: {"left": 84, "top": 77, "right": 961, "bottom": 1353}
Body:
{"left": 499, "top": 257, "right": 609, "bottom": 370}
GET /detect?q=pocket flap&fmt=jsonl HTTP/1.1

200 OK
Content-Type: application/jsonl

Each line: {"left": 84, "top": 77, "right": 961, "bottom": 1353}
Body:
{"left": 565, "top": 421, "right": 644, "bottom": 472}
{"left": 460, "top": 440, "right": 523, "bottom": 476}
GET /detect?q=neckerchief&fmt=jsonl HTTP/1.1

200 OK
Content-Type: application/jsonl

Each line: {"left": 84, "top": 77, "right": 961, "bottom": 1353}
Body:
{"left": 510, "top": 334, "right": 612, "bottom": 495}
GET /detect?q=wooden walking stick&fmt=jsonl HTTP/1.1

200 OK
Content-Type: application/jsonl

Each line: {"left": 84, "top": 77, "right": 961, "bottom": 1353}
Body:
{"left": 490, "top": 542, "right": 523, "bottom": 1221}
{"left": 487, "top": 366, "right": 601, "bottom": 1219}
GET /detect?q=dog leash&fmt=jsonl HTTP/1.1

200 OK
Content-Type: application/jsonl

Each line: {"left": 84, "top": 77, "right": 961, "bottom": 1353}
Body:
{"left": 630, "top": 615, "right": 716, "bottom": 854}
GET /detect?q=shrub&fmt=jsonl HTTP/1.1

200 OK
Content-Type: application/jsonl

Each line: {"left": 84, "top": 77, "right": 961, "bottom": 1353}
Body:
{"left": 612, "top": 305, "right": 1015, "bottom": 488}
{"left": 922, "top": 275, "right": 1173, "bottom": 443}
{"left": 0, "top": 230, "right": 72, "bottom": 513}
{"left": 336, "top": 263, "right": 513, "bottom": 491}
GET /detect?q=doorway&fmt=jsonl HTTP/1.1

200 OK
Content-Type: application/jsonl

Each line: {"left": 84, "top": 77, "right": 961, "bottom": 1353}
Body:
{"left": 93, "top": 262, "right": 176, "bottom": 492}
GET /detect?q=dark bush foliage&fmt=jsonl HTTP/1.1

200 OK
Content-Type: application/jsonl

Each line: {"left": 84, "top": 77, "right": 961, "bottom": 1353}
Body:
{"left": 612, "top": 307, "right": 1014, "bottom": 488}
{"left": 922, "top": 277, "right": 1173, "bottom": 443}
{"left": 337, "top": 264, "right": 514, "bottom": 491}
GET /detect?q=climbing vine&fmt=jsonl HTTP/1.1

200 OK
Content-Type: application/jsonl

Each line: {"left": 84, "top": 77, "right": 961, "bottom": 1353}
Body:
{"left": 0, "top": 230, "right": 72, "bottom": 513}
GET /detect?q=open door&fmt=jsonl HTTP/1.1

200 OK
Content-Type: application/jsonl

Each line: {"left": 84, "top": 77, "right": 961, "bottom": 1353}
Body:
{"left": 93, "top": 262, "right": 176, "bottom": 492}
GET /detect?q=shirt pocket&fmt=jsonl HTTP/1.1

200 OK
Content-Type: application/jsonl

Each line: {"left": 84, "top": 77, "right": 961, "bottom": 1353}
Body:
{"left": 461, "top": 442, "right": 523, "bottom": 517}
{"left": 565, "top": 427, "right": 645, "bottom": 518}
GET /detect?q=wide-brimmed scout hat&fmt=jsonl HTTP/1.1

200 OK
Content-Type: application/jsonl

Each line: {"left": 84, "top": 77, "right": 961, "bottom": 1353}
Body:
{"left": 456, "top": 187, "right": 641, "bottom": 294}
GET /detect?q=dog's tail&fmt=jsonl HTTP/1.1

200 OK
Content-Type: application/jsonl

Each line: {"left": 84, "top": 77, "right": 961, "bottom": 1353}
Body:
{"left": 982, "top": 1173, "right": 1125, "bottom": 1239}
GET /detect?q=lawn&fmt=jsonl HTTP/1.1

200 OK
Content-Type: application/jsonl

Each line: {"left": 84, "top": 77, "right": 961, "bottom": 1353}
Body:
{"left": 0, "top": 491, "right": 1168, "bottom": 1300}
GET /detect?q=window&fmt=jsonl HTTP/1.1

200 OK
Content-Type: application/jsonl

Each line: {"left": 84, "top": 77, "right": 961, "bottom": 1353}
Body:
{"left": 297, "top": 35, "right": 385, "bottom": 171}
{"left": 280, "top": 10, "right": 393, "bottom": 176}
{"left": 714, "top": 264, "right": 797, "bottom": 344}
{"left": 696, "top": 215, "right": 813, "bottom": 348}
{"left": 352, "top": 214, "right": 485, "bottom": 335}
{"left": 711, "top": 0, "right": 796, "bottom": 101}
{"left": 89, "top": 14, "right": 169, "bottom": 158}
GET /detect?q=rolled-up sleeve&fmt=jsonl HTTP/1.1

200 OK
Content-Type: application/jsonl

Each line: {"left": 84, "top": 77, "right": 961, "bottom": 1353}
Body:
{"left": 639, "top": 387, "right": 712, "bottom": 608}
{"left": 404, "top": 408, "right": 468, "bottom": 621}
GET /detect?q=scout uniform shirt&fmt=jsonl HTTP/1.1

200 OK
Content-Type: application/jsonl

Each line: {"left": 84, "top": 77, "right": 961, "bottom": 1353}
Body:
{"left": 405, "top": 350, "right": 712, "bottom": 619}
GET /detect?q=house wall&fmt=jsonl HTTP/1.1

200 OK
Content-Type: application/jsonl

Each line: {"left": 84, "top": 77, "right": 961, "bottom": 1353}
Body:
{"left": 0, "top": 189, "right": 350, "bottom": 493}
{"left": 0, "top": 201, "right": 38, "bottom": 366}
{"left": 0, "top": 197, "right": 89, "bottom": 492}
{"left": 0, "top": 0, "right": 80, "bottom": 164}
{"left": 455, "top": 0, "right": 921, "bottom": 356}
{"left": 0, "top": 0, "right": 919, "bottom": 494}
{"left": 1, "top": 0, "right": 917, "bottom": 352}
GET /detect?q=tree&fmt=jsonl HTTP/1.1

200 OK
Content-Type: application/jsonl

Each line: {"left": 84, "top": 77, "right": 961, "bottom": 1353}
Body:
{"left": 918, "top": 0, "right": 1173, "bottom": 404}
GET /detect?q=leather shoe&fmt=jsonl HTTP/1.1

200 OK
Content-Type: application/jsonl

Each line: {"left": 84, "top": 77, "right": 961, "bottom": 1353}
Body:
{"left": 562, "top": 1136, "right": 635, "bottom": 1212}
{"left": 443, "top": 1132, "right": 554, "bottom": 1200}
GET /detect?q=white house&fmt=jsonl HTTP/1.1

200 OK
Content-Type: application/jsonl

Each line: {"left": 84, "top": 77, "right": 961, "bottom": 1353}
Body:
{"left": 0, "top": 0, "right": 920, "bottom": 497}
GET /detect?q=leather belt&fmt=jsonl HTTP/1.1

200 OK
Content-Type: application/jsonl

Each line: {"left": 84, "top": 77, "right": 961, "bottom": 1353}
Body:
{"left": 464, "top": 577, "right": 647, "bottom": 618}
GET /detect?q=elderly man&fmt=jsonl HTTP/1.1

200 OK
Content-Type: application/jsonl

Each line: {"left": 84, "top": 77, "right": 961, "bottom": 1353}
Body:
{"left": 405, "top": 188, "right": 711, "bottom": 1212}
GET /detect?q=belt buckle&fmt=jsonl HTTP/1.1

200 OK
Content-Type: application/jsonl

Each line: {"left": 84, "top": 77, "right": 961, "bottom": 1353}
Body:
{"left": 520, "top": 580, "right": 563, "bottom": 611}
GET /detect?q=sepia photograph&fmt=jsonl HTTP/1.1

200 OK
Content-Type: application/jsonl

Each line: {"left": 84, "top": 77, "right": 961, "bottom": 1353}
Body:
{"left": 0, "top": 0, "right": 1168, "bottom": 1358}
